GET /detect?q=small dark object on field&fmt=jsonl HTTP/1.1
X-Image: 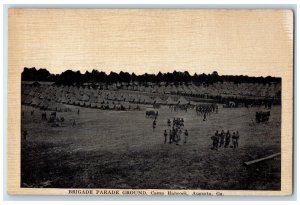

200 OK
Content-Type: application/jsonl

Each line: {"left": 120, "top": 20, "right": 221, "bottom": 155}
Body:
{"left": 51, "top": 122, "right": 59, "bottom": 127}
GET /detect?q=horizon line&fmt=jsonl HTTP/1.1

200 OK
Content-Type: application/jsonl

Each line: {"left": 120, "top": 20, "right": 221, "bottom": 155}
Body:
{"left": 23, "top": 67, "right": 282, "bottom": 78}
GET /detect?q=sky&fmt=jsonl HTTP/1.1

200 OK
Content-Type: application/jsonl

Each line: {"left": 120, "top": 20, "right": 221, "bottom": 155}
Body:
{"left": 9, "top": 9, "right": 293, "bottom": 77}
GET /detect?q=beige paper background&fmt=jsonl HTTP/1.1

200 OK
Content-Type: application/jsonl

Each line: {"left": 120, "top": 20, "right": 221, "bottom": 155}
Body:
{"left": 7, "top": 9, "right": 294, "bottom": 196}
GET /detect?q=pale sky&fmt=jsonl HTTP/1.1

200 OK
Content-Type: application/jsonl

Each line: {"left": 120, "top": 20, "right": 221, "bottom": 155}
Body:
{"left": 9, "top": 9, "right": 293, "bottom": 77}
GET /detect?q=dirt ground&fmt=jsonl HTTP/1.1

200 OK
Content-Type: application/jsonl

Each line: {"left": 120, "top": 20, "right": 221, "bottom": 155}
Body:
{"left": 21, "top": 104, "right": 281, "bottom": 190}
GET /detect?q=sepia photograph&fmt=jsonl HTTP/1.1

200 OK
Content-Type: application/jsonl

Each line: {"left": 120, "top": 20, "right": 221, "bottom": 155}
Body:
{"left": 7, "top": 9, "right": 293, "bottom": 195}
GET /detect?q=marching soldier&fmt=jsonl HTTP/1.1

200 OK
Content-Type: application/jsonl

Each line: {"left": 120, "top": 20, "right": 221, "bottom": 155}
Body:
{"left": 184, "top": 129, "right": 188, "bottom": 144}
{"left": 211, "top": 134, "right": 219, "bottom": 150}
{"left": 219, "top": 130, "right": 225, "bottom": 147}
{"left": 233, "top": 131, "right": 240, "bottom": 148}
{"left": 164, "top": 130, "right": 168, "bottom": 144}
{"left": 167, "top": 119, "right": 171, "bottom": 127}
{"left": 152, "top": 120, "right": 156, "bottom": 132}
{"left": 169, "top": 129, "right": 173, "bottom": 144}
{"left": 225, "top": 130, "right": 231, "bottom": 148}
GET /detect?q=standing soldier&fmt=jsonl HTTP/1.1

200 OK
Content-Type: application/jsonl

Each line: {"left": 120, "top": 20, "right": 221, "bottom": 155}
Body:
{"left": 203, "top": 113, "right": 207, "bottom": 121}
{"left": 234, "top": 131, "right": 240, "bottom": 148}
{"left": 169, "top": 129, "right": 173, "bottom": 144}
{"left": 77, "top": 109, "right": 80, "bottom": 115}
{"left": 184, "top": 129, "right": 189, "bottom": 144}
{"left": 232, "top": 132, "right": 236, "bottom": 148}
{"left": 219, "top": 130, "right": 225, "bottom": 147}
{"left": 164, "top": 130, "right": 168, "bottom": 144}
{"left": 211, "top": 134, "right": 219, "bottom": 150}
{"left": 175, "top": 129, "right": 180, "bottom": 145}
{"left": 225, "top": 130, "right": 231, "bottom": 148}
{"left": 152, "top": 120, "right": 156, "bottom": 132}
{"left": 167, "top": 119, "right": 171, "bottom": 127}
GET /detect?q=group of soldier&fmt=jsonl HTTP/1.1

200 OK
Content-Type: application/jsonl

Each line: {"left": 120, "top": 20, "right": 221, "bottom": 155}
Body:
{"left": 255, "top": 111, "right": 270, "bottom": 123}
{"left": 211, "top": 130, "right": 240, "bottom": 150}
{"left": 167, "top": 117, "right": 185, "bottom": 128}
{"left": 168, "top": 105, "right": 188, "bottom": 112}
{"left": 163, "top": 117, "right": 188, "bottom": 145}
{"left": 195, "top": 104, "right": 218, "bottom": 121}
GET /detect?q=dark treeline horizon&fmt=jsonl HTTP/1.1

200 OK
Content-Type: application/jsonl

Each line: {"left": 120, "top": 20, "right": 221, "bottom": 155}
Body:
{"left": 21, "top": 67, "right": 281, "bottom": 85}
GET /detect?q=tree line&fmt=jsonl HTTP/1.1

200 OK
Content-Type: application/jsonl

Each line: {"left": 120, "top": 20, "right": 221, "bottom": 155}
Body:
{"left": 21, "top": 67, "right": 281, "bottom": 85}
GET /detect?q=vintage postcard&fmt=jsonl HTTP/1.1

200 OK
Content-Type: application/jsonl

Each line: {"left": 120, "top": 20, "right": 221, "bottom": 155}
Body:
{"left": 7, "top": 9, "right": 293, "bottom": 196}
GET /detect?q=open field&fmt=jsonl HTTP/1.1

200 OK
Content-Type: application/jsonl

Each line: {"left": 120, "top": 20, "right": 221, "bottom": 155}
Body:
{"left": 21, "top": 104, "right": 281, "bottom": 190}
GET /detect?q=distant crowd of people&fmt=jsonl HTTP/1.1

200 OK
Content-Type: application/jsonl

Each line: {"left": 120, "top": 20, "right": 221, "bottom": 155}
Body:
{"left": 196, "top": 104, "right": 218, "bottom": 121}
{"left": 196, "top": 104, "right": 218, "bottom": 115}
{"left": 255, "top": 111, "right": 270, "bottom": 123}
{"left": 211, "top": 130, "right": 240, "bottom": 150}
{"left": 168, "top": 105, "right": 188, "bottom": 112}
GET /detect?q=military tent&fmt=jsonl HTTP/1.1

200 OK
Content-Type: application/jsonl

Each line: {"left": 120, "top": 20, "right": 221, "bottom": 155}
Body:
{"left": 81, "top": 94, "right": 90, "bottom": 101}
{"left": 153, "top": 97, "right": 164, "bottom": 104}
{"left": 96, "top": 103, "right": 103, "bottom": 109}
{"left": 84, "top": 101, "right": 91, "bottom": 107}
{"left": 166, "top": 97, "right": 177, "bottom": 105}
{"left": 177, "top": 96, "right": 189, "bottom": 105}
{"left": 107, "top": 101, "right": 115, "bottom": 109}
{"left": 121, "top": 102, "right": 130, "bottom": 109}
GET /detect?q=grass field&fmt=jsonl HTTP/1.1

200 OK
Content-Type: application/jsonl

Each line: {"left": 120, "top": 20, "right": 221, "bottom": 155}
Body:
{"left": 21, "top": 104, "right": 281, "bottom": 190}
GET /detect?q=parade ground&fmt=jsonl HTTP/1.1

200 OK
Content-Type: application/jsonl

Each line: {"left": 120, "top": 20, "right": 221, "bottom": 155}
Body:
{"left": 21, "top": 104, "right": 281, "bottom": 190}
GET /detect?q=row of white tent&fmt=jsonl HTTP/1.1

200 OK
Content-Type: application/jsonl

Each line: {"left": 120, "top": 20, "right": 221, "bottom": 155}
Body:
{"left": 21, "top": 85, "right": 192, "bottom": 112}
{"left": 22, "top": 84, "right": 191, "bottom": 107}
{"left": 22, "top": 80, "right": 281, "bottom": 98}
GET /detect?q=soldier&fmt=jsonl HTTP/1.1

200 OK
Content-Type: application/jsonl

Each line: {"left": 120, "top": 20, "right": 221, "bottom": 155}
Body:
{"left": 175, "top": 129, "right": 180, "bottom": 145}
{"left": 232, "top": 132, "right": 236, "bottom": 148}
{"left": 211, "top": 134, "right": 219, "bottom": 150}
{"left": 152, "top": 120, "right": 156, "bottom": 131}
{"left": 181, "top": 118, "right": 185, "bottom": 127}
{"left": 213, "top": 130, "right": 219, "bottom": 148}
{"left": 164, "top": 130, "right": 168, "bottom": 144}
{"left": 203, "top": 113, "right": 207, "bottom": 121}
{"left": 233, "top": 131, "right": 240, "bottom": 148}
{"left": 184, "top": 129, "right": 188, "bottom": 144}
{"left": 225, "top": 130, "right": 231, "bottom": 148}
{"left": 167, "top": 119, "right": 171, "bottom": 127}
{"left": 169, "top": 129, "right": 173, "bottom": 144}
{"left": 72, "top": 119, "right": 76, "bottom": 127}
{"left": 219, "top": 130, "right": 225, "bottom": 147}
{"left": 171, "top": 128, "right": 176, "bottom": 144}
{"left": 77, "top": 109, "right": 80, "bottom": 115}
{"left": 155, "top": 111, "right": 159, "bottom": 120}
